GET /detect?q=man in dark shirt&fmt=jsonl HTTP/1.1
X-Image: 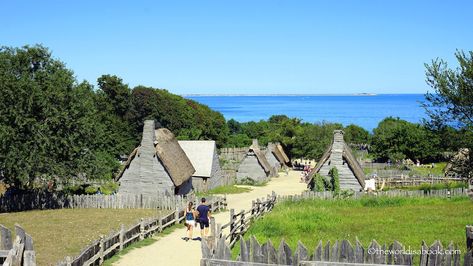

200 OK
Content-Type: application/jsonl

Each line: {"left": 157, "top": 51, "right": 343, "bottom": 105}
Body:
{"left": 196, "top": 197, "right": 211, "bottom": 238}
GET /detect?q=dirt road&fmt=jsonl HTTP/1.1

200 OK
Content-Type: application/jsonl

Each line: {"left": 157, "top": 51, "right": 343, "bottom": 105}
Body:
{"left": 113, "top": 170, "right": 306, "bottom": 266}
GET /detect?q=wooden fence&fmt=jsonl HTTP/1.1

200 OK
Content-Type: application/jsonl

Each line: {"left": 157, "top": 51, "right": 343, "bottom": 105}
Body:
{"left": 202, "top": 234, "right": 468, "bottom": 266}
{"left": 0, "top": 192, "right": 195, "bottom": 213}
{"left": 382, "top": 177, "right": 465, "bottom": 188}
{"left": 57, "top": 196, "right": 227, "bottom": 266}
{"left": 276, "top": 188, "right": 467, "bottom": 202}
{"left": 210, "top": 192, "right": 277, "bottom": 249}
{"left": 219, "top": 147, "right": 249, "bottom": 162}
{"left": 0, "top": 224, "right": 36, "bottom": 266}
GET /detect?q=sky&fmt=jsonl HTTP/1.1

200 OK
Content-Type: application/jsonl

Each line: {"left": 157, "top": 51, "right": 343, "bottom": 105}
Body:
{"left": 1, "top": 1, "right": 472, "bottom": 95}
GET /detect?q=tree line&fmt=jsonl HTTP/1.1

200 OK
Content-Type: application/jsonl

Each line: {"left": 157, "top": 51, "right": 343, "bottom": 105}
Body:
{"left": 0, "top": 45, "right": 227, "bottom": 190}
{"left": 0, "top": 45, "right": 471, "bottom": 191}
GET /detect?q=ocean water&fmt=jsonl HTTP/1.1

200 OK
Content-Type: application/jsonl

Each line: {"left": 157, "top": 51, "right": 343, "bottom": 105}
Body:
{"left": 186, "top": 94, "right": 427, "bottom": 131}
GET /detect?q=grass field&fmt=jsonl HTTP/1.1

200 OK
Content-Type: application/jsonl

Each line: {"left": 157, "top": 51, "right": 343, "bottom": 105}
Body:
{"left": 411, "top": 162, "right": 447, "bottom": 176}
{"left": 236, "top": 196, "right": 473, "bottom": 263}
{"left": 197, "top": 185, "right": 252, "bottom": 197}
{"left": 0, "top": 208, "right": 169, "bottom": 265}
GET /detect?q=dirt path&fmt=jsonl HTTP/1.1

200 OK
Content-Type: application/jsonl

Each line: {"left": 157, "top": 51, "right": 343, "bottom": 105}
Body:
{"left": 113, "top": 170, "right": 306, "bottom": 266}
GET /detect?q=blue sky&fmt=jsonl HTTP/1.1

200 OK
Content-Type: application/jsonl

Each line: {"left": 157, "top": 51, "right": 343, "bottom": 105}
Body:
{"left": 1, "top": 1, "right": 472, "bottom": 94}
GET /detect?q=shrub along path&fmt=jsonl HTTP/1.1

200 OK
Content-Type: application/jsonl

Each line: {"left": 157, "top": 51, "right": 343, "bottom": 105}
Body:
{"left": 112, "top": 170, "right": 307, "bottom": 266}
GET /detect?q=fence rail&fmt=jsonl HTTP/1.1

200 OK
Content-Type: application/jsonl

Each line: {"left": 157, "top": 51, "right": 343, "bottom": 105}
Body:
{"left": 57, "top": 196, "right": 227, "bottom": 266}
{"left": 0, "top": 224, "right": 36, "bottom": 266}
{"left": 212, "top": 192, "right": 277, "bottom": 249}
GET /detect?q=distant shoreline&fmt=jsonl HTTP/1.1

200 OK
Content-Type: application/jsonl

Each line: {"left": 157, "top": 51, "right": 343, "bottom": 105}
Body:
{"left": 182, "top": 93, "right": 425, "bottom": 97}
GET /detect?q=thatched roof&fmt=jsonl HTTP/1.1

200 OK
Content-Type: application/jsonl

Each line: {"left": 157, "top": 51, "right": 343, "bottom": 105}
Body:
{"left": 155, "top": 128, "right": 195, "bottom": 186}
{"left": 248, "top": 144, "right": 271, "bottom": 173}
{"left": 276, "top": 143, "right": 290, "bottom": 164}
{"left": 115, "top": 147, "right": 139, "bottom": 181}
{"left": 178, "top": 140, "right": 217, "bottom": 178}
{"left": 267, "top": 143, "right": 286, "bottom": 165}
{"left": 307, "top": 145, "right": 331, "bottom": 178}
{"left": 342, "top": 143, "right": 366, "bottom": 188}
{"left": 307, "top": 131, "right": 365, "bottom": 188}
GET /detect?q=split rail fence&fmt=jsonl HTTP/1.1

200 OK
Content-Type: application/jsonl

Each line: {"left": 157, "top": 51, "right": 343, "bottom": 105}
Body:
{"left": 57, "top": 196, "right": 227, "bottom": 266}
{"left": 0, "top": 224, "right": 36, "bottom": 266}
{"left": 212, "top": 192, "right": 277, "bottom": 249}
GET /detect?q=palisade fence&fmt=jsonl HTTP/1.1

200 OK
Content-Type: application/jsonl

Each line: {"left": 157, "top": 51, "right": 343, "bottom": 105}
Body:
{"left": 0, "top": 192, "right": 199, "bottom": 213}
{"left": 219, "top": 147, "right": 249, "bottom": 163}
{"left": 202, "top": 232, "right": 472, "bottom": 266}
{"left": 382, "top": 177, "right": 465, "bottom": 187}
{"left": 0, "top": 224, "right": 36, "bottom": 266}
{"left": 277, "top": 187, "right": 467, "bottom": 202}
{"left": 57, "top": 196, "right": 227, "bottom": 266}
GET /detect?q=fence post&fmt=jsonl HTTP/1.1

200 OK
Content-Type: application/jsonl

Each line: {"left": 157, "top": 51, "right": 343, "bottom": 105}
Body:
{"left": 175, "top": 207, "right": 180, "bottom": 225}
{"left": 240, "top": 210, "right": 245, "bottom": 235}
{"left": 119, "top": 224, "right": 125, "bottom": 251}
{"left": 256, "top": 199, "right": 261, "bottom": 217}
{"left": 467, "top": 225, "right": 473, "bottom": 250}
{"left": 139, "top": 218, "right": 145, "bottom": 240}
{"left": 229, "top": 209, "right": 235, "bottom": 245}
{"left": 99, "top": 235, "right": 104, "bottom": 264}
{"left": 158, "top": 216, "right": 163, "bottom": 232}
{"left": 65, "top": 256, "right": 72, "bottom": 266}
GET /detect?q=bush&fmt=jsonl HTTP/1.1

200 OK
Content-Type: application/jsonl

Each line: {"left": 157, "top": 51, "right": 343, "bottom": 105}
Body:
{"left": 84, "top": 186, "right": 98, "bottom": 194}
{"left": 315, "top": 174, "right": 325, "bottom": 192}
{"left": 99, "top": 181, "right": 119, "bottom": 195}
{"left": 329, "top": 167, "right": 340, "bottom": 194}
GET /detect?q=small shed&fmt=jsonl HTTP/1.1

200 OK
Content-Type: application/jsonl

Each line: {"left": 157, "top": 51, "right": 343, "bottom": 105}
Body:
{"left": 178, "top": 140, "right": 225, "bottom": 192}
{"left": 237, "top": 140, "right": 273, "bottom": 183}
{"left": 116, "top": 120, "right": 195, "bottom": 196}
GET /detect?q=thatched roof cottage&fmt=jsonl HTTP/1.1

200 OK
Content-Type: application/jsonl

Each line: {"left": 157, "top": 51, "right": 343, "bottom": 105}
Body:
{"left": 117, "top": 120, "right": 195, "bottom": 196}
{"left": 178, "top": 140, "right": 225, "bottom": 192}
{"left": 236, "top": 140, "right": 273, "bottom": 183}
{"left": 276, "top": 143, "right": 290, "bottom": 165}
{"left": 265, "top": 142, "right": 289, "bottom": 170}
{"left": 307, "top": 130, "right": 365, "bottom": 190}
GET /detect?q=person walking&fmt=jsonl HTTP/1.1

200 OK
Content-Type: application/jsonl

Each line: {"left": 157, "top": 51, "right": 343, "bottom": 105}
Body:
{"left": 196, "top": 197, "right": 211, "bottom": 239}
{"left": 184, "top": 202, "right": 196, "bottom": 241}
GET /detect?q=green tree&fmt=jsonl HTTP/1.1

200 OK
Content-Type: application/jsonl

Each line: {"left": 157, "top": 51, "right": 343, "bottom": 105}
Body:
{"left": 97, "top": 75, "right": 131, "bottom": 118}
{"left": 0, "top": 45, "right": 105, "bottom": 188}
{"left": 423, "top": 50, "right": 473, "bottom": 129}
{"left": 370, "top": 117, "right": 439, "bottom": 162}
{"left": 344, "top": 124, "right": 370, "bottom": 144}
{"left": 227, "top": 119, "right": 242, "bottom": 134}
{"left": 423, "top": 50, "right": 473, "bottom": 176}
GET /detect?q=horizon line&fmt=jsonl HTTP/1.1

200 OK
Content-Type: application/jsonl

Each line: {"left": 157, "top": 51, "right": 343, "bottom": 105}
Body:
{"left": 181, "top": 93, "right": 426, "bottom": 97}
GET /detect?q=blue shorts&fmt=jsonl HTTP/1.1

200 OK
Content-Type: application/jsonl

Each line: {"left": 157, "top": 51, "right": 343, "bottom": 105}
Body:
{"left": 199, "top": 219, "right": 209, "bottom": 229}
